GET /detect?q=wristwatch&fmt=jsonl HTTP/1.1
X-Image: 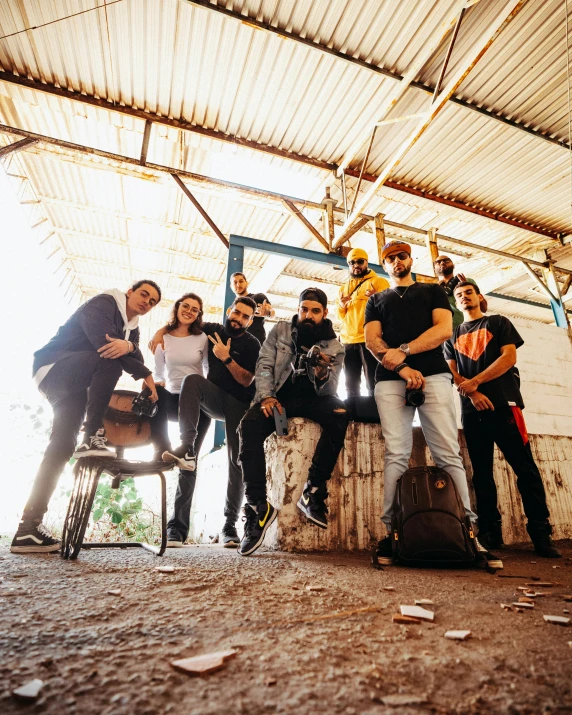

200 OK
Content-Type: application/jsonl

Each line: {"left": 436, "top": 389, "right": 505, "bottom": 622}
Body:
{"left": 399, "top": 343, "right": 411, "bottom": 356}
{"left": 223, "top": 356, "right": 233, "bottom": 365}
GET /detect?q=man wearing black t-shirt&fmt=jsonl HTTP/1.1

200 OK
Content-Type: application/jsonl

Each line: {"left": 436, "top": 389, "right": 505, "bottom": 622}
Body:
{"left": 154, "top": 297, "right": 260, "bottom": 546}
{"left": 364, "top": 241, "right": 498, "bottom": 567}
{"left": 231, "top": 272, "right": 274, "bottom": 345}
{"left": 444, "top": 282, "right": 560, "bottom": 558}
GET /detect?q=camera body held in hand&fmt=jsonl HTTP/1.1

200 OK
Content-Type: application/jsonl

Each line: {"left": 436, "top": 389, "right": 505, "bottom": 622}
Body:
{"left": 132, "top": 389, "right": 158, "bottom": 418}
{"left": 293, "top": 344, "right": 331, "bottom": 382}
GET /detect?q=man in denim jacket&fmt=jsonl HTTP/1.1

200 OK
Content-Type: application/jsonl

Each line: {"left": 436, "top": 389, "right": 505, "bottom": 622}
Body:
{"left": 238, "top": 287, "right": 350, "bottom": 556}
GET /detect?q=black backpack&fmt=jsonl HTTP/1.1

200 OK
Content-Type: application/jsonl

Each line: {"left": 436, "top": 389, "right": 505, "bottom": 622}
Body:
{"left": 391, "top": 466, "right": 478, "bottom": 568}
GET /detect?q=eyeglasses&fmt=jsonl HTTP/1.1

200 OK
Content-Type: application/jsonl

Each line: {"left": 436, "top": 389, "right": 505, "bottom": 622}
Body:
{"left": 349, "top": 259, "right": 366, "bottom": 265}
{"left": 180, "top": 305, "right": 201, "bottom": 315}
{"left": 384, "top": 252, "right": 409, "bottom": 263}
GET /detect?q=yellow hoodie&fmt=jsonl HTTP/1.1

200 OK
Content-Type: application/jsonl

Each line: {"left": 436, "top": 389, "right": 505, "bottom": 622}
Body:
{"left": 336, "top": 269, "right": 389, "bottom": 344}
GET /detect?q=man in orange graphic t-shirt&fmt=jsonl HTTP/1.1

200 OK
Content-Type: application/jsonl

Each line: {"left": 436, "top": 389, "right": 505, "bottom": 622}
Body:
{"left": 444, "top": 282, "right": 560, "bottom": 559}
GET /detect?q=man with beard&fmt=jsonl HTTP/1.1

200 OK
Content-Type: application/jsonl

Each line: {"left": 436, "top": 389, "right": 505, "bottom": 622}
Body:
{"left": 230, "top": 271, "right": 274, "bottom": 344}
{"left": 364, "top": 241, "right": 502, "bottom": 569}
{"left": 434, "top": 254, "right": 486, "bottom": 328}
{"left": 237, "top": 287, "right": 349, "bottom": 556}
{"left": 156, "top": 297, "right": 260, "bottom": 546}
{"left": 337, "top": 248, "right": 389, "bottom": 396}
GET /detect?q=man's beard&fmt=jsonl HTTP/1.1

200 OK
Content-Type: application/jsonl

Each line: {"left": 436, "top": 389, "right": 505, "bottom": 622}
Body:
{"left": 224, "top": 317, "right": 246, "bottom": 337}
{"left": 438, "top": 266, "right": 454, "bottom": 279}
{"left": 350, "top": 266, "right": 368, "bottom": 278}
{"left": 297, "top": 319, "right": 322, "bottom": 347}
{"left": 392, "top": 265, "right": 412, "bottom": 279}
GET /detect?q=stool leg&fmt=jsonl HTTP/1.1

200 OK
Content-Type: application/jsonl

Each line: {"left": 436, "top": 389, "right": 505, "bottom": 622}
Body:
{"left": 158, "top": 471, "right": 167, "bottom": 556}
{"left": 61, "top": 460, "right": 102, "bottom": 560}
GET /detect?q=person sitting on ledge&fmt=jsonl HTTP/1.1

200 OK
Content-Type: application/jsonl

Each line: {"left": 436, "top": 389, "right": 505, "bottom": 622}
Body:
{"left": 237, "top": 287, "right": 349, "bottom": 556}
{"left": 11, "top": 280, "right": 161, "bottom": 554}
{"left": 445, "top": 281, "right": 561, "bottom": 558}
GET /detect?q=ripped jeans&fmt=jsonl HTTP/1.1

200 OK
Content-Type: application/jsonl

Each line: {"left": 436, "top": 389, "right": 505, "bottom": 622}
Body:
{"left": 239, "top": 395, "right": 350, "bottom": 505}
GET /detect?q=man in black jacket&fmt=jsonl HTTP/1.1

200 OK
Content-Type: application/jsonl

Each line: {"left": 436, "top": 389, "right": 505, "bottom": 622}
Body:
{"left": 10, "top": 280, "right": 161, "bottom": 554}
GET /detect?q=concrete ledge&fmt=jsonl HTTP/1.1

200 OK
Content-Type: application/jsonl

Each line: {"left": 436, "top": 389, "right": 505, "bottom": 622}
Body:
{"left": 265, "top": 418, "right": 572, "bottom": 552}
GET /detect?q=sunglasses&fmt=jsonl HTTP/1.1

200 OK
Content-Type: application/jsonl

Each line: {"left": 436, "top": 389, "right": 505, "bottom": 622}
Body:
{"left": 349, "top": 258, "right": 366, "bottom": 265}
{"left": 434, "top": 258, "right": 452, "bottom": 264}
{"left": 385, "top": 252, "right": 409, "bottom": 263}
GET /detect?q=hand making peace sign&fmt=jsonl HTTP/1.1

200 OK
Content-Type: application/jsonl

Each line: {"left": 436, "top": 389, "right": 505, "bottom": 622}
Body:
{"left": 208, "top": 332, "right": 232, "bottom": 362}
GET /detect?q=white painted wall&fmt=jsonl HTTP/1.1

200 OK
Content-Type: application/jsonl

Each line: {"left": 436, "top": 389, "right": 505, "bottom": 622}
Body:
{"left": 502, "top": 317, "right": 572, "bottom": 437}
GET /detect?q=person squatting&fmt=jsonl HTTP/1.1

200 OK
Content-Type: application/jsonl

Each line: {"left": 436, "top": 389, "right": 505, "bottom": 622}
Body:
{"left": 11, "top": 243, "right": 561, "bottom": 563}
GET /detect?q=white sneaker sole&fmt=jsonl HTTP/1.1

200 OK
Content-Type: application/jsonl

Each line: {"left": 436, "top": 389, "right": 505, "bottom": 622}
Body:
{"left": 10, "top": 543, "right": 60, "bottom": 553}
{"left": 167, "top": 541, "right": 183, "bottom": 548}
{"left": 223, "top": 539, "right": 240, "bottom": 548}
{"left": 161, "top": 451, "right": 195, "bottom": 472}
{"left": 73, "top": 449, "right": 117, "bottom": 459}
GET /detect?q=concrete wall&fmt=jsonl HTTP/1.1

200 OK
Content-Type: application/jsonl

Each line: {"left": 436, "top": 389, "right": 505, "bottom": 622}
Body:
{"left": 265, "top": 418, "right": 572, "bottom": 553}
{"left": 502, "top": 317, "right": 572, "bottom": 436}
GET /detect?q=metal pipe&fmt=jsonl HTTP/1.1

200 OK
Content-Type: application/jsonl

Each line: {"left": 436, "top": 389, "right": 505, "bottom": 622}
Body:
{"left": 349, "top": 126, "right": 377, "bottom": 215}
{"left": 171, "top": 174, "right": 229, "bottom": 248}
{"left": 432, "top": 8, "right": 466, "bottom": 102}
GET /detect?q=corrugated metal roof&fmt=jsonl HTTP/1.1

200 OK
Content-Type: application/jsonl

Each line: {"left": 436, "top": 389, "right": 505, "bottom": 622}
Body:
{"left": 0, "top": 0, "right": 571, "bottom": 329}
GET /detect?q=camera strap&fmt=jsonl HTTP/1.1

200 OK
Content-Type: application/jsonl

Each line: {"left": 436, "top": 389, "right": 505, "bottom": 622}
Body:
{"left": 345, "top": 274, "right": 373, "bottom": 298}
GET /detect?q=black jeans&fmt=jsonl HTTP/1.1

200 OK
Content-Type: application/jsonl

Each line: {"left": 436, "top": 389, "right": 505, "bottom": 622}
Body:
{"left": 151, "top": 385, "right": 211, "bottom": 454}
{"left": 462, "top": 407, "right": 550, "bottom": 535}
{"left": 23, "top": 352, "right": 123, "bottom": 523}
{"left": 343, "top": 343, "right": 377, "bottom": 397}
{"left": 239, "top": 395, "right": 350, "bottom": 505}
{"left": 177, "top": 374, "right": 249, "bottom": 524}
{"left": 159, "top": 386, "right": 212, "bottom": 541}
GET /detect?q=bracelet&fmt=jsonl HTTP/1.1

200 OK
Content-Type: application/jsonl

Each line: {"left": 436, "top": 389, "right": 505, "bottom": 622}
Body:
{"left": 394, "top": 362, "right": 408, "bottom": 373}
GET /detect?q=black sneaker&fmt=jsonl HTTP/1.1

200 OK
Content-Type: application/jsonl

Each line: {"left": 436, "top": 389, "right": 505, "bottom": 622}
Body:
{"left": 162, "top": 445, "right": 196, "bottom": 471}
{"left": 166, "top": 530, "right": 183, "bottom": 548}
{"left": 475, "top": 537, "right": 503, "bottom": 570}
{"left": 238, "top": 502, "right": 278, "bottom": 556}
{"left": 296, "top": 482, "right": 328, "bottom": 529}
{"left": 221, "top": 522, "right": 240, "bottom": 548}
{"left": 477, "top": 531, "right": 504, "bottom": 550}
{"left": 533, "top": 537, "right": 562, "bottom": 558}
{"left": 373, "top": 536, "right": 394, "bottom": 566}
{"left": 10, "top": 522, "right": 60, "bottom": 553}
{"left": 73, "top": 428, "right": 116, "bottom": 459}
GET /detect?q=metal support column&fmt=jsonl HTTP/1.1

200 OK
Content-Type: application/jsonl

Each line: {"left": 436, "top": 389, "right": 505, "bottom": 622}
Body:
{"left": 213, "top": 242, "right": 245, "bottom": 451}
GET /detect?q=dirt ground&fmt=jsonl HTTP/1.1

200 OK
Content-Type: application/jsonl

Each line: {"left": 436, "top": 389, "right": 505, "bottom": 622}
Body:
{"left": 1, "top": 540, "right": 571, "bottom": 715}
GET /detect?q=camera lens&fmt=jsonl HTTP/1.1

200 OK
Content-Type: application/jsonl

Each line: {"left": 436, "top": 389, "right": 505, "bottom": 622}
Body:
{"left": 405, "top": 389, "right": 425, "bottom": 407}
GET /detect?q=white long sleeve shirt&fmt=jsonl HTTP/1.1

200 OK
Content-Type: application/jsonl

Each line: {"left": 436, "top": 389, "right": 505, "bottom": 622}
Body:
{"left": 153, "top": 333, "right": 209, "bottom": 394}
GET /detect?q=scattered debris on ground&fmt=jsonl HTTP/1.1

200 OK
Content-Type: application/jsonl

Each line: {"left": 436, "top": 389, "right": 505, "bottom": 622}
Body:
{"left": 0, "top": 541, "right": 571, "bottom": 713}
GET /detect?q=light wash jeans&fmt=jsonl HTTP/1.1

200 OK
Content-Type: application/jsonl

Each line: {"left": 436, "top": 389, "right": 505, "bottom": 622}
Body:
{"left": 374, "top": 373, "right": 476, "bottom": 529}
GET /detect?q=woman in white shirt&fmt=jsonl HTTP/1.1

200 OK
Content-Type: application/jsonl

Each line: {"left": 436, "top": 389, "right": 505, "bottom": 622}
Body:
{"left": 151, "top": 292, "right": 210, "bottom": 456}
{"left": 151, "top": 293, "right": 211, "bottom": 546}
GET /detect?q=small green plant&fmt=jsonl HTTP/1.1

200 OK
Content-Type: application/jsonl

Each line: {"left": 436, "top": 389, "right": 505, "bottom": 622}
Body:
{"left": 86, "top": 476, "right": 162, "bottom": 543}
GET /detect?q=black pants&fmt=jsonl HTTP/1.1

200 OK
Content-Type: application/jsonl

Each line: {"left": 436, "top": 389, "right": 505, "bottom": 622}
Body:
{"left": 23, "top": 352, "right": 123, "bottom": 523}
{"left": 156, "top": 387, "right": 212, "bottom": 541}
{"left": 343, "top": 343, "right": 377, "bottom": 397}
{"left": 462, "top": 407, "right": 550, "bottom": 536}
{"left": 239, "top": 395, "right": 350, "bottom": 505}
{"left": 151, "top": 385, "right": 211, "bottom": 454}
{"left": 178, "top": 374, "right": 249, "bottom": 524}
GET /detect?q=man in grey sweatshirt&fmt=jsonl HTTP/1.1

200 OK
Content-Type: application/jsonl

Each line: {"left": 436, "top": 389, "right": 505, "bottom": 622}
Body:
{"left": 11, "top": 280, "right": 161, "bottom": 554}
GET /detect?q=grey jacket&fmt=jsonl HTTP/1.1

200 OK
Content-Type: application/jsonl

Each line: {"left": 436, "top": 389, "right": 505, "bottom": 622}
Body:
{"left": 253, "top": 318, "right": 345, "bottom": 405}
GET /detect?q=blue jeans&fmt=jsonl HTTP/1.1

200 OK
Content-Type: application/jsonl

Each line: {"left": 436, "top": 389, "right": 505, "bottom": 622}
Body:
{"left": 374, "top": 373, "right": 476, "bottom": 529}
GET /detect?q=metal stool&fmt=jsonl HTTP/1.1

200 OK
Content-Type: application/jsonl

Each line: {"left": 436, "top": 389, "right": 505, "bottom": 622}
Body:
{"left": 60, "top": 456, "right": 174, "bottom": 560}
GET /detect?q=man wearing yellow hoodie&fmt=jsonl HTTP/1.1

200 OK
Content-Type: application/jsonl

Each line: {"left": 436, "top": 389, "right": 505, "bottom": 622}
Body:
{"left": 337, "top": 248, "right": 389, "bottom": 396}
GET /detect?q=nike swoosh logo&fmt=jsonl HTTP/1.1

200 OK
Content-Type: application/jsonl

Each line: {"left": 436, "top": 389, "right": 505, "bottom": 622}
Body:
{"left": 302, "top": 494, "right": 310, "bottom": 505}
{"left": 16, "top": 534, "right": 43, "bottom": 544}
{"left": 258, "top": 503, "right": 271, "bottom": 528}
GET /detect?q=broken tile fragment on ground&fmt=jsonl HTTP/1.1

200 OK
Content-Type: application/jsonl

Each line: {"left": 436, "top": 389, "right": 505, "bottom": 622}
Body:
{"left": 171, "top": 649, "right": 238, "bottom": 676}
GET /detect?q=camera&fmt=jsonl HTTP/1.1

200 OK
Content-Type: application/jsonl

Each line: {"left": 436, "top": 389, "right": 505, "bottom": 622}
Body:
{"left": 405, "top": 388, "right": 425, "bottom": 407}
{"left": 293, "top": 345, "right": 331, "bottom": 382}
{"left": 132, "top": 390, "right": 158, "bottom": 418}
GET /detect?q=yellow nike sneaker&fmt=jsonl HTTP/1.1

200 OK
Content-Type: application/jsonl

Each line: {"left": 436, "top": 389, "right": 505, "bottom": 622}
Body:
{"left": 238, "top": 502, "right": 278, "bottom": 556}
{"left": 296, "top": 481, "right": 328, "bottom": 529}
